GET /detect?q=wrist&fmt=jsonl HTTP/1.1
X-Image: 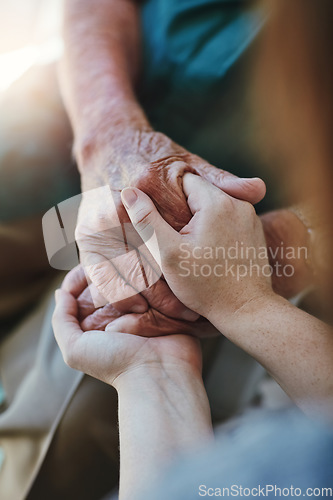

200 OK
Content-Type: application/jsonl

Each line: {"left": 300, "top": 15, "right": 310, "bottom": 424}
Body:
{"left": 74, "top": 107, "right": 152, "bottom": 177}
{"left": 207, "top": 290, "right": 280, "bottom": 336}
{"left": 112, "top": 361, "right": 203, "bottom": 394}
{"left": 113, "top": 362, "right": 211, "bottom": 440}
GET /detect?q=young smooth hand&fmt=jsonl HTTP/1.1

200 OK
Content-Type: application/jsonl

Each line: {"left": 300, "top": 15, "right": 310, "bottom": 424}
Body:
{"left": 52, "top": 288, "right": 202, "bottom": 387}
{"left": 120, "top": 173, "right": 274, "bottom": 329}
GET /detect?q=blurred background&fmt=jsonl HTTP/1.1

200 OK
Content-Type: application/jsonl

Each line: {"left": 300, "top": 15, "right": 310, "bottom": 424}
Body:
{"left": 0, "top": 0, "right": 79, "bottom": 336}
{"left": 0, "top": 0, "right": 62, "bottom": 91}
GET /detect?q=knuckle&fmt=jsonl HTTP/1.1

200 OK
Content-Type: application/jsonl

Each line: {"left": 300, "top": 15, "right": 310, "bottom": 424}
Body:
{"left": 63, "top": 349, "right": 76, "bottom": 369}
{"left": 62, "top": 338, "right": 79, "bottom": 369}
{"left": 133, "top": 207, "right": 153, "bottom": 232}
{"left": 219, "top": 195, "right": 235, "bottom": 213}
{"left": 87, "top": 262, "right": 111, "bottom": 288}
{"left": 74, "top": 224, "right": 83, "bottom": 242}
{"left": 51, "top": 313, "right": 59, "bottom": 333}
{"left": 52, "top": 308, "right": 63, "bottom": 330}
{"left": 241, "top": 200, "right": 256, "bottom": 217}
{"left": 136, "top": 170, "right": 153, "bottom": 188}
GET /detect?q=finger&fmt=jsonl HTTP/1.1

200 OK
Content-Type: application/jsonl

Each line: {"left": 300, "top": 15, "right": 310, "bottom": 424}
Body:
{"left": 61, "top": 265, "right": 88, "bottom": 298}
{"left": 105, "top": 310, "right": 195, "bottom": 337}
{"left": 76, "top": 284, "right": 106, "bottom": 320}
{"left": 77, "top": 284, "right": 148, "bottom": 321}
{"left": 182, "top": 173, "right": 230, "bottom": 215}
{"left": 80, "top": 303, "right": 122, "bottom": 331}
{"left": 76, "top": 188, "right": 153, "bottom": 308}
{"left": 141, "top": 278, "right": 199, "bottom": 321}
{"left": 105, "top": 310, "right": 218, "bottom": 338}
{"left": 194, "top": 163, "right": 266, "bottom": 205}
{"left": 52, "top": 289, "right": 83, "bottom": 358}
{"left": 78, "top": 221, "right": 166, "bottom": 313}
{"left": 80, "top": 247, "right": 149, "bottom": 306}
{"left": 121, "top": 187, "right": 181, "bottom": 263}
{"left": 119, "top": 194, "right": 199, "bottom": 320}
{"left": 111, "top": 295, "right": 149, "bottom": 314}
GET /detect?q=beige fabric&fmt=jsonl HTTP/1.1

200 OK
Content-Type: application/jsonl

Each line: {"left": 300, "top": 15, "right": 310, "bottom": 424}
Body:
{"left": 0, "top": 216, "right": 57, "bottom": 321}
{"left": 0, "top": 285, "right": 83, "bottom": 499}
{"left": 0, "top": 281, "right": 121, "bottom": 500}
{"left": 0, "top": 437, "right": 46, "bottom": 500}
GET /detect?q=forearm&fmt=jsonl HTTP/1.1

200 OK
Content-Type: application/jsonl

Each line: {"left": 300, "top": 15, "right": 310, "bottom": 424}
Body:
{"left": 60, "top": 0, "right": 151, "bottom": 172}
{"left": 260, "top": 209, "right": 314, "bottom": 297}
{"left": 209, "top": 295, "right": 333, "bottom": 419}
{"left": 114, "top": 365, "right": 213, "bottom": 500}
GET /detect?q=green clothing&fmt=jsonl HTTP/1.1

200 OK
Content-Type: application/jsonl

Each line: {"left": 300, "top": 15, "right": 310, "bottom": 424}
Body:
{"left": 140, "top": 0, "right": 266, "bottom": 176}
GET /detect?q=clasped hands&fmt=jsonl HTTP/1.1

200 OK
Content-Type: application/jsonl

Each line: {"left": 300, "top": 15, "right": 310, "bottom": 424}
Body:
{"left": 53, "top": 173, "right": 274, "bottom": 387}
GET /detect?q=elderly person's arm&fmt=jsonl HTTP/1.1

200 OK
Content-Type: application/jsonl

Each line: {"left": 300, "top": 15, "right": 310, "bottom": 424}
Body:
{"left": 60, "top": 0, "right": 266, "bottom": 322}
{"left": 60, "top": 0, "right": 148, "bottom": 173}
{"left": 52, "top": 289, "right": 213, "bottom": 500}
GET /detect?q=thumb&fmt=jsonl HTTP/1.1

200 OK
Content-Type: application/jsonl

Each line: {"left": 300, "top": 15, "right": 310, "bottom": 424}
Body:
{"left": 121, "top": 187, "right": 180, "bottom": 263}
{"left": 195, "top": 164, "right": 266, "bottom": 205}
{"left": 182, "top": 173, "right": 230, "bottom": 216}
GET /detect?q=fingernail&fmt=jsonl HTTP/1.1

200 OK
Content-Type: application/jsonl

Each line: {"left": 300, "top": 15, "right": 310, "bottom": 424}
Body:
{"left": 105, "top": 322, "right": 120, "bottom": 332}
{"left": 121, "top": 188, "right": 138, "bottom": 209}
{"left": 241, "top": 177, "right": 262, "bottom": 183}
{"left": 181, "top": 309, "right": 200, "bottom": 321}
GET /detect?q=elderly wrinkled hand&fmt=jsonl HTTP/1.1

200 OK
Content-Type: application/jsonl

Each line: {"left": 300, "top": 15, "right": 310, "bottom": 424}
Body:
{"left": 73, "top": 131, "right": 266, "bottom": 326}
{"left": 61, "top": 265, "right": 219, "bottom": 338}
